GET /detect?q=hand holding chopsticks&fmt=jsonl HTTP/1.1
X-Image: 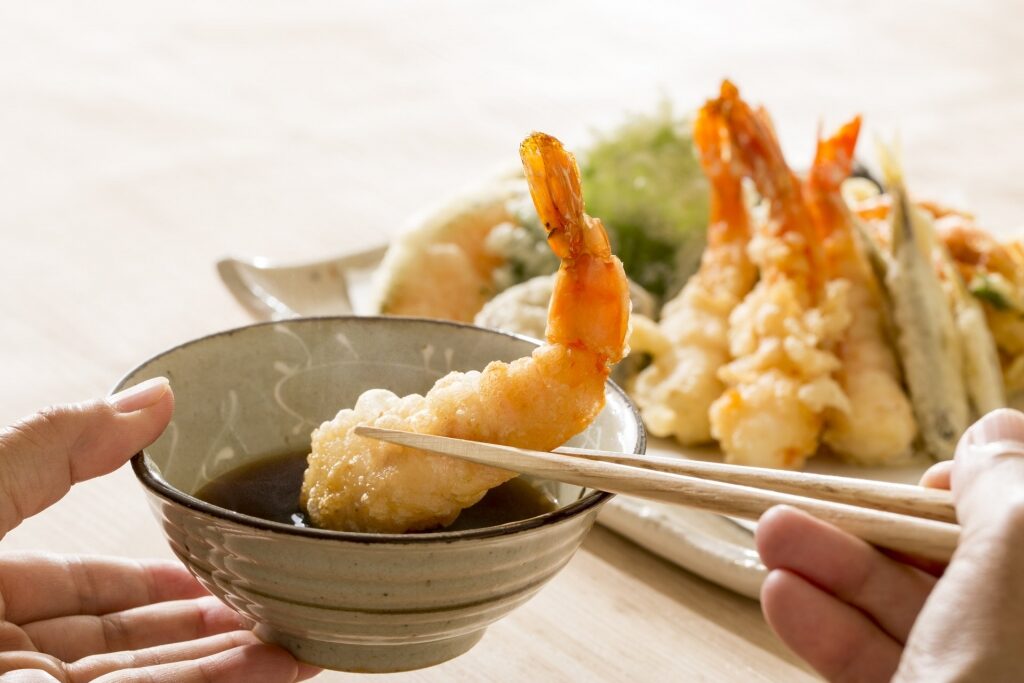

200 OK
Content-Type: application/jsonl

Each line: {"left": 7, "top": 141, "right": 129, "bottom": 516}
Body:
{"left": 354, "top": 426, "right": 960, "bottom": 564}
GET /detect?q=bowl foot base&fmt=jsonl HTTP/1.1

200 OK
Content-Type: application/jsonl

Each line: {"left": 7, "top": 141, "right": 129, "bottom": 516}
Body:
{"left": 255, "top": 625, "right": 486, "bottom": 673}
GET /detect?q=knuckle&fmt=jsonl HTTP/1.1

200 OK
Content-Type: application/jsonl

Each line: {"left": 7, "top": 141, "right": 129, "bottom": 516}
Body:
{"left": 68, "top": 555, "right": 97, "bottom": 615}
{"left": 101, "top": 612, "right": 132, "bottom": 652}
{"left": 3, "top": 402, "right": 103, "bottom": 460}
{"left": 966, "top": 490, "right": 1024, "bottom": 546}
{"left": 843, "top": 551, "right": 873, "bottom": 602}
{"left": 2, "top": 407, "right": 68, "bottom": 453}
{"left": 65, "top": 403, "right": 114, "bottom": 478}
{"left": 2, "top": 401, "right": 112, "bottom": 484}
{"left": 0, "top": 650, "right": 67, "bottom": 681}
{"left": 1001, "top": 493, "right": 1024, "bottom": 537}
{"left": 33, "top": 405, "right": 83, "bottom": 446}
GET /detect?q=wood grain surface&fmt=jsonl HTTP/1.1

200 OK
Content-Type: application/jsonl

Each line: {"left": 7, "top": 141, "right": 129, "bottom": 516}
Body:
{"left": 2, "top": 1, "right": 1022, "bottom": 680}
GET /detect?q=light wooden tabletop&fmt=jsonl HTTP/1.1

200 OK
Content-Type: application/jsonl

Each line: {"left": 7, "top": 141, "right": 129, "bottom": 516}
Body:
{"left": 2, "top": 2, "right": 1021, "bottom": 680}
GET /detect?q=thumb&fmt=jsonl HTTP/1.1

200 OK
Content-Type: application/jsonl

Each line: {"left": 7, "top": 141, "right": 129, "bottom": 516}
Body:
{"left": 952, "top": 408, "right": 1024, "bottom": 534}
{"left": 0, "top": 377, "right": 174, "bottom": 538}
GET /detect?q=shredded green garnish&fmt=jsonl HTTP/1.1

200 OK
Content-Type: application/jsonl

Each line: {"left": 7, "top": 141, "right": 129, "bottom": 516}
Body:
{"left": 488, "top": 103, "right": 710, "bottom": 301}
{"left": 580, "top": 102, "right": 709, "bottom": 300}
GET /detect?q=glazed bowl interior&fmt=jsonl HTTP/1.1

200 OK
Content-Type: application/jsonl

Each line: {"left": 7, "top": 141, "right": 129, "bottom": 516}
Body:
{"left": 121, "top": 316, "right": 644, "bottom": 673}
{"left": 128, "top": 317, "right": 642, "bottom": 536}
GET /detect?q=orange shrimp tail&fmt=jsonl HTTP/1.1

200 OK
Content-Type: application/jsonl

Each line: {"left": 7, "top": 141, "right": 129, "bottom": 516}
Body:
{"left": 716, "top": 81, "right": 825, "bottom": 293}
{"left": 809, "top": 116, "right": 862, "bottom": 193}
{"left": 694, "top": 95, "right": 749, "bottom": 250}
{"left": 717, "top": 85, "right": 798, "bottom": 205}
{"left": 520, "top": 132, "right": 629, "bottom": 368}
{"left": 546, "top": 249, "right": 629, "bottom": 367}
{"left": 520, "top": 132, "right": 611, "bottom": 261}
{"left": 806, "top": 117, "right": 863, "bottom": 273}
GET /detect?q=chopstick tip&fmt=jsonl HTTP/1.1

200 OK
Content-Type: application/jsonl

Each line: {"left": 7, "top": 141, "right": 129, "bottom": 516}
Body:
{"left": 354, "top": 425, "right": 390, "bottom": 441}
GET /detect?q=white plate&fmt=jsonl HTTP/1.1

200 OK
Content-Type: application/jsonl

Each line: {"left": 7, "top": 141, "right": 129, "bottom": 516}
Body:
{"left": 217, "top": 246, "right": 937, "bottom": 599}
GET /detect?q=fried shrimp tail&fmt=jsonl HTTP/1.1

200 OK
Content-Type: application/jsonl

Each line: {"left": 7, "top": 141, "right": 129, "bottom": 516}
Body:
{"left": 708, "top": 82, "right": 851, "bottom": 469}
{"left": 301, "top": 132, "right": 629, "bottom": 533}
{"left": 521, "top": 133, "right": 631, "bottom": 366}
{"left": 630, "top": 95, "right": 757, "bottom": 444}
{"left": 807, "top": 119, "right": 918, "bottom": 465}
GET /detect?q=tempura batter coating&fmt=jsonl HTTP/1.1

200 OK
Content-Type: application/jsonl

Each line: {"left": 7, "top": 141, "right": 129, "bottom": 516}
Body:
{"left": 806, "top": 118, "right": 917, "bottom": 464}
{"left": 630, "top": 95, "right": 757, "bottom": 445}
{"left": 372, "top": 180, "right": 521, "bottom": 322}
{"left": 708, "top": 82, "right": 851, "bottom": 469}
{"left": 713, "top": 276, "right": 851, "bottom": 467}
{"left": 301, "top": 133, "right": 629, "bottom": 532}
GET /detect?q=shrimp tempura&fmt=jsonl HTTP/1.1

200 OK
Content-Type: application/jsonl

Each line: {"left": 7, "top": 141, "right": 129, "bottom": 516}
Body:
{"left": 807, "top": 118, "right": 917, "bottom": 464}
{"left": 708, "top": 82, "right": 851, "bottom": 469}
{"left": 630, "top": 96, "right": 756, "bottom": 445}
{"left": 301, "top": 133, "right": 629, "bottom": 533}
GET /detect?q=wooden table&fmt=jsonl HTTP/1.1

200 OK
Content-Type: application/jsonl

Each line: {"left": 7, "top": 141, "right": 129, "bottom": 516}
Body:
{"left": 2, "top": 2, "right": 1020, "bottom": 679}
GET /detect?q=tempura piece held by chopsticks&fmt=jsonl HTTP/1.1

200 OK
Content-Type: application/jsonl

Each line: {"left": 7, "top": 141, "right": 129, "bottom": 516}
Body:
{"left": 301, "top": 133, "right": 630, "bottom": 532}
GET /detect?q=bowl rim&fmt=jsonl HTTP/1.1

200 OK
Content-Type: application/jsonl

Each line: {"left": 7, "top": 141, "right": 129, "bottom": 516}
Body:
{"left": 122, "top": 315, "right": 646, "bottom": 544}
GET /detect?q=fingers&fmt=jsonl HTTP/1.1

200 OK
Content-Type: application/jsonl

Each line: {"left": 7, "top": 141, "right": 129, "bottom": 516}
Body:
{"left": 67, "top": 631, "right": 257, "bottom": 680}
{"left": 919, "top": 461, "right": 952, "bottom": 489}
{"left": 757, "top": 506, "right": 935, "bottom": 643}
{"left": 24, "top": 596, "right": 246, "bottom": 662}
{"left": 761, "top": 569, "right": 903, "bottom": 683}
{"left": 0, "top": 650, "right": 65, "bottom": 679}
{"left": 90, "top": 643, "right": 305, "bottom": 683}
{"left": 68, "top": 632, "right": 322, "bottom": 682}
{"left": 0, "top": 553, "right": 207, "bottom": 624}
{"left": 0, "top": 638, "right": 314, "bottom": 683}
{"left": 0, "top": 377, "right": 173, "bottom": 537}
{"left": 3, "top": 671, "right": 62, "bottom": 683}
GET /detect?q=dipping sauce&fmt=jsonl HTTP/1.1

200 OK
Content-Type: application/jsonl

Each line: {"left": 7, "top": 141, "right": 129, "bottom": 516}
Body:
{"left": 195, "top": 451, "right": 558, "bottom": 532}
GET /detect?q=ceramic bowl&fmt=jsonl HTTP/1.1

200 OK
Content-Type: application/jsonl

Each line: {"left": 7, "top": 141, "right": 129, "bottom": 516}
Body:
{"left": 121, "top": 317, "right": 644, "bottom": 672}
{"left": 219, "top": 247, "right": 773, "bottom": 598}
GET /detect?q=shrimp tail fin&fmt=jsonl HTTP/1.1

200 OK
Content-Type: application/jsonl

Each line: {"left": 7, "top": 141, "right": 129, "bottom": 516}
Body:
{"left": 811, "top": 116, "right": 862, "bottom": 192}
{"left": 807, "top": 117, "right": 863, "bottom": 250}
{"left": 520, "top": 132, "right": 630, "bottom": 368}
{"left": 694, "top": 91, "right": 751, "bottom": 249}
{"left": 717, "top": 82, "right": 803, "bottom": 213}
{"left": 520, "top": 132, "right": 609, "bottom": 260}
{"left": 717, "top": 80, "right": 824, "bottom": 292}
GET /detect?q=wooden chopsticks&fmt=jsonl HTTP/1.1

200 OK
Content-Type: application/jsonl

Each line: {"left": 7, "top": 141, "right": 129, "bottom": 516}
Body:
{"left": 354, "top": 426, "right": 961, "bottom": 564}
{"left": 555, "top": 446, "right": 956, "bottom": 523}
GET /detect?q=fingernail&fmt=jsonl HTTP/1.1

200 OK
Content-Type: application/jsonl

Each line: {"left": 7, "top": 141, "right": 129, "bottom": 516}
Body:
{"left": 966, "top": 408, "right": 1024, "bottom": 447}
{"left": 109, "top": 377, "right": 170, "bottom": 413}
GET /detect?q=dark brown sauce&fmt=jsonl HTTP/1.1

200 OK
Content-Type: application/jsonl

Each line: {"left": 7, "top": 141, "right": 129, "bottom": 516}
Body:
{"left": 195, "top": 450, "right": 557, "bottom": 532}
